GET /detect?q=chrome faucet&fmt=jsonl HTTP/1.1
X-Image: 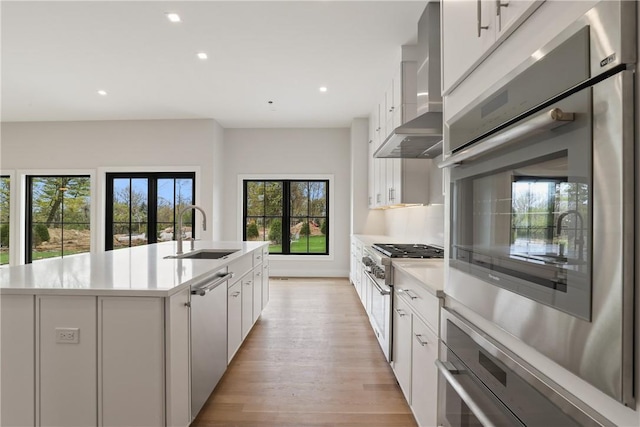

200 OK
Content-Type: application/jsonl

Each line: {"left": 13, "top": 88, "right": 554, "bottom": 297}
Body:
{"left": 556, "top": 209, "right": 584, "bottom": 261}
{"left": 176, "top": 205, "right": 207, "bottom": 255}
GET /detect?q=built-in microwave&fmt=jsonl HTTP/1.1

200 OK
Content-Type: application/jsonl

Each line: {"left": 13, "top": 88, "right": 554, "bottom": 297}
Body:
{"left": 439, "top": 0, "right": 635, "bottom": 407}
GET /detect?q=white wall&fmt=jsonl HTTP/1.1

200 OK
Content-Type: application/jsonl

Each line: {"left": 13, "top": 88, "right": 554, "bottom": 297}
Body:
{"left": 383, "top": 204, "right": 444, "bottom": 246}
{"left": 0, "top": 119, "right": 221, "bottom": 262}
{"left": 222, "top": 128, "right": 351, "bottom": 277}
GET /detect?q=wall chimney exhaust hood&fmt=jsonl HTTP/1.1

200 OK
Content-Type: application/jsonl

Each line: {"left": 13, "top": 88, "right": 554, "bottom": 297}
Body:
{"left": 374, "top": 1, "right": 442, "bottom": 159}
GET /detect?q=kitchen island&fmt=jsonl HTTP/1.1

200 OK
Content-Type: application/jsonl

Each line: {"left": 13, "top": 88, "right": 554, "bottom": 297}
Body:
{"left": 0, "top": 240, "right": 269, "bottom": 427}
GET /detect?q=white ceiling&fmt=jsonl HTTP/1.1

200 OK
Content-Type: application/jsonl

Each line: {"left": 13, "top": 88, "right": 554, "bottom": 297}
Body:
{"left": 1, "top": 1, "right": 428, "bottom": 128}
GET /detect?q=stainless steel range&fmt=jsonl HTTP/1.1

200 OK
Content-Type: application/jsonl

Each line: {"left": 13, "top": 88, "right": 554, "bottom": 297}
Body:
{"left": 361, "top": 243, "right": 444, "bottom": 361}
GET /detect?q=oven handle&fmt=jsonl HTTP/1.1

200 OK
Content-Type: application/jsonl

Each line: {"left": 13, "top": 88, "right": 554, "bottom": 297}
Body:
{"left": 438, "top": 108, "right": 574, "bottom": 169}
{"left": 436, "top": 359, "right": 498, "bottom": 427}
{"left": 363, "top": 270, "right": 391, "bottom": 295}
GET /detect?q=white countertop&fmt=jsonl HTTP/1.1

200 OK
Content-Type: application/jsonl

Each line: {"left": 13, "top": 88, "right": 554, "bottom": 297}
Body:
{"left": 391, "top": 259, "right": 445, "bottom": 297}
{"left": 0, "top": 241, "right": 268, "bottom": 297}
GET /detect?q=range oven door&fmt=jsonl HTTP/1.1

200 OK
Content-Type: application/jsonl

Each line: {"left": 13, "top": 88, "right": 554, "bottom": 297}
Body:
{"left": 440, "top": 0, "right": 634, "bottom": 406}
{"left": 363, "top": 269, "right": 392, "bottom": 361}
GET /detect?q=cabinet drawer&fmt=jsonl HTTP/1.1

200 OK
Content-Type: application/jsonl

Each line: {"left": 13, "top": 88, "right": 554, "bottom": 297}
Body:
{"left": 228, "top": 255, "right": 252, "bottom": 283}
{"left": 394, "top": 269, "right": 441, "bottom": 332}
{"left": 253, "top": 249, "right": 265, "bottom": 266}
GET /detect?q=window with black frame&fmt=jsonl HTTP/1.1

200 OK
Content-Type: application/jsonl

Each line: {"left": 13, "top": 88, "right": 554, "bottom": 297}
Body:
{"left": 105, "top": 172, "right": 195, "bottom": 250}
{"left": 0, "top": 176, "right": 10, "bottom": 265}
{"left": 243, "top": 180, "right": 328, "bottom": 255}
{"left": 26, "top": 175, "right": 91, "bottom": 262}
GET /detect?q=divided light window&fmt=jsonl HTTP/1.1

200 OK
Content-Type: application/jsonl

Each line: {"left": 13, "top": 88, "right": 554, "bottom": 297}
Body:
{"left": 105, "top": 172, "right": 195, "bottom": 250}
{"left": 243, "top": 180, "right": 328, "bottom": 255}
{"left": 26, "top": 175, "right": 91, "bottom": 263}
{"left": 0, "top": 176, "right": 9, "bottom": 265}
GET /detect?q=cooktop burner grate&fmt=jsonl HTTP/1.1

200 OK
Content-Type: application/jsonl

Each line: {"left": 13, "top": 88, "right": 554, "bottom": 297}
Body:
{"left": 372, "top": 243, "right": 445, "bottom": 259}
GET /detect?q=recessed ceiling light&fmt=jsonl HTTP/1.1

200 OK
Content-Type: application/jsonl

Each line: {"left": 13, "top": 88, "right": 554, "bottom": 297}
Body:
{"left": 166, "top": 12, "right": 181, "bottom": 23}
{"left": 197, "top": 52, "right": 208, "bottom": 60}
{"left": 319, "top": 86, "right": 328, "bottom": 93}
{"left": 97, "top": 90, "right": 107, "bottom": 96}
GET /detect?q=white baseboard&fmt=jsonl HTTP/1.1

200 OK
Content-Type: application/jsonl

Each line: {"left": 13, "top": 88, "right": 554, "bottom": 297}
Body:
{"left": 268, "top": 269, "right": 349, "bottom": 278}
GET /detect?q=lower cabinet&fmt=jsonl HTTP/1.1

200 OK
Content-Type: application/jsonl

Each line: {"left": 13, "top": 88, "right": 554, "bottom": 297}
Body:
{"left": 410, "top": 314, "right": 439, "bottom": 426}
{"left": 392, "top": 268, "right": 442, "bottom": 427}
{"left": 227, "top": 280, "right": 243, "bottom": 362}
{"left": 392, "top": 295, "right": 412, "bottom": 403}
{"left": 241, "top": 273, "right": 254, "bottom": 339}
{"left": 1, "top": 295, "right": 35, "bottom": 427}
{"left": 99, "top": 296, "right": 167, "bottom": 427}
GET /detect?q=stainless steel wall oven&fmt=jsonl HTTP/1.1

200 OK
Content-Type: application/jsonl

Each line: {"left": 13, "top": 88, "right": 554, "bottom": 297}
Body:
{"left": 437, "top": 309, "right": 613, "bottom": 427}
{"left": 440, "top": 1, "right": 635, "bottom": 406}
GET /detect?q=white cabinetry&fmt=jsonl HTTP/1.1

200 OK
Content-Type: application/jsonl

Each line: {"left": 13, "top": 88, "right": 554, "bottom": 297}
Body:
{"left": 391, "top": 267, "right": 443, "bottom": 427}
{"left": 39, "top": 296, "right": 97, "bottom": 427}
{"left": 369, "top": 56, "right": 431, "bottom": 208}
{"left": 227, "top": 280, "right": 243, "bottom": 362}
{"left": 1, "top": 295, "right": 35, "bottom": 427}
{"left": 99, "top": 296, "right": 166, "bottom": 427}
{"left": 442, "top": 0, "right": 543, "bottom": 94}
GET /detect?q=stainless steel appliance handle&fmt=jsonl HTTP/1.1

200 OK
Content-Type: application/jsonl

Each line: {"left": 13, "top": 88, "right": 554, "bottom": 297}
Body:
{"left": 363, "top": 270, "right": 391, "bottom": 295}
{"left": 191, "top": 272, "right": 235, "bottom": 296}
{"left": 438, "top": 108, "right": 574, "bottom": 168}
{"left": 414, "top": 333, "right": 428, "bottom": 346}
{"left": 436, "top": 359, "right": 497, "bottom": 427}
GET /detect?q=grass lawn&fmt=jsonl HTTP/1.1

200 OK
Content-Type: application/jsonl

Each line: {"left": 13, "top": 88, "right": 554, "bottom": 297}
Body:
{"left": 32, "top": 250, "right": 87, "bottom": 261}
{"left": 0, "top": 252, "right": 8, "bottom": 265}
{"left": 268, "top": 235, "right": 326, "bottom": 254}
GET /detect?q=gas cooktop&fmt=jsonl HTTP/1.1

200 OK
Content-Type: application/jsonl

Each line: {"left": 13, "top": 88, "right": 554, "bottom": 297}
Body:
{"left": 372, "top": 243, "right": 445, "bottom": 259}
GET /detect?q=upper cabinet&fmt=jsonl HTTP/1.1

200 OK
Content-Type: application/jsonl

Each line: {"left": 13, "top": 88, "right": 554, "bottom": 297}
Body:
{"left": 369, "top": 55, "right": 432, "bottom": 209}
{"left": 442, "top": 0, "right": 544, "bottom": 94}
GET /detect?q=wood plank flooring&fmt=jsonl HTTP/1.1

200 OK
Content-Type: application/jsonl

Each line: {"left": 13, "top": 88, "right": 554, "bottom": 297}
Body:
{"left": 192, "top": 277, "right": 417, "bottom": 427}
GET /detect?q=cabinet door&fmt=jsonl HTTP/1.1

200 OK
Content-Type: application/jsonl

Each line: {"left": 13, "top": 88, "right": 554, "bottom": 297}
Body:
{"left": 253, "top": 268, "right": 263, "bottom": 322}
{"left": 39, "top": 296, "right": 97, "bottom": 427}
{"left": 99, "top": 297, "right": 165, "bottom": 427}
{"left": 262, "top": 262, "right": 270, "bottom": 309}
{"left": 411, "top": 315, "right": 439, "bottom": 427}
{"left": 442, "top": 0, "right": 495, "bottom": 93}
{"left": 1, "top": 295, "right": 34, "bottom": 427}
{"left": 496, "top": 0, "right": 543, "bottom": 38}
{"left": 241, "top": 274, "right": 253, "bottom": 339}
{"left": 228, "top": 281, "right": 243, "bottom": 362}
{"left": 392, "top": 294, "right": 412, "bottom": 403}
{"left": 165, "top": 288, "right": 191, "bottom": 427}
{"left": 368, "top": 138, "right": 375, "bottom": 209}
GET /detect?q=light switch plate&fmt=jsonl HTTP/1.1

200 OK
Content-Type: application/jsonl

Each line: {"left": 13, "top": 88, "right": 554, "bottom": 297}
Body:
{"left": 55, "top": 328, "right": 79, "bottom": 344}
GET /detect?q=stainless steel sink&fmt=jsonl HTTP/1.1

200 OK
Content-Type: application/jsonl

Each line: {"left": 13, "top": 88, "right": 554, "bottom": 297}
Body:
{"left": 165, "top": 249, "right": 239, "bottom": 260}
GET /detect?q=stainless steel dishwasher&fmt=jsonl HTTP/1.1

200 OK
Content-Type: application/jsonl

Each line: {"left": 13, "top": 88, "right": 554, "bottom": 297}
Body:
{"left": 190, "top": 269, "right": 234, "bottom": 419}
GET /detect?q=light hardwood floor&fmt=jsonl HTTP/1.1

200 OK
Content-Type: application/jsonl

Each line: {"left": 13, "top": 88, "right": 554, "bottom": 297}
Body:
{"left": 192, "top": 277, "right": 418, "bottom": 427}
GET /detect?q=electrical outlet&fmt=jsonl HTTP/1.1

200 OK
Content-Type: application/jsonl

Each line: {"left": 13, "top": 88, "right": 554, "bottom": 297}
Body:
{"left": 55, "top": 328, "right": 79, "bottom": 344}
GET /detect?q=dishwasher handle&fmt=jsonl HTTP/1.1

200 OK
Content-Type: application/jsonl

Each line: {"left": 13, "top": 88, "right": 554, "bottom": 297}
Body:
{"left": 191, "top": 272, "right": 235, "bottom": 296}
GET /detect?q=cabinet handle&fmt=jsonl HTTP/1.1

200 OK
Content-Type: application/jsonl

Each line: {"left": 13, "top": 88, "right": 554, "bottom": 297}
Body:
{"left": 184, "top": 302, "right": 191, "bottom": 308}
{"left": 246, "top": 281, "right": 252, "bottom": 285}
{"left": 477, "top": 0, "right": 489, "bottom": 37}
{"left": 414, "top": 333, "right": 428, "bottom": 346}
{"left": 376, "top": 194, "right": 381, "bottom": 203}
{"left": 398, "top": 288, "right": 419, "bottom": 300}
{"left": 388, "top": 188, "right": 392, "bottom": 201}
{"left": 368, "top": 196, "right": 372, "bottom": 206}
{"left": 256, "top": 272, "right": 262, "bottom": 276}
{"left": 231, "top": 291, "right": 240, "bottom": 298}
{"left": 394, "top": 308, "right": 407, "bottom": 317}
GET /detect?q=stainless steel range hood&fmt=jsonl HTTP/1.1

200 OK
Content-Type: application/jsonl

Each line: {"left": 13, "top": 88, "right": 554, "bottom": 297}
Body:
{"left": 374, "top": 1, "right": 443, "bottom": 159}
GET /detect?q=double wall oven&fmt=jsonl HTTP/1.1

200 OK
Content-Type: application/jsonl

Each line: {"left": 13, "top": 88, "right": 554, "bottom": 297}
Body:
{"left": 440, "top": 0, "right": 635, "bottom": 407}
{"left": 361, "top": 243, "right": 444, "bottom": 361}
